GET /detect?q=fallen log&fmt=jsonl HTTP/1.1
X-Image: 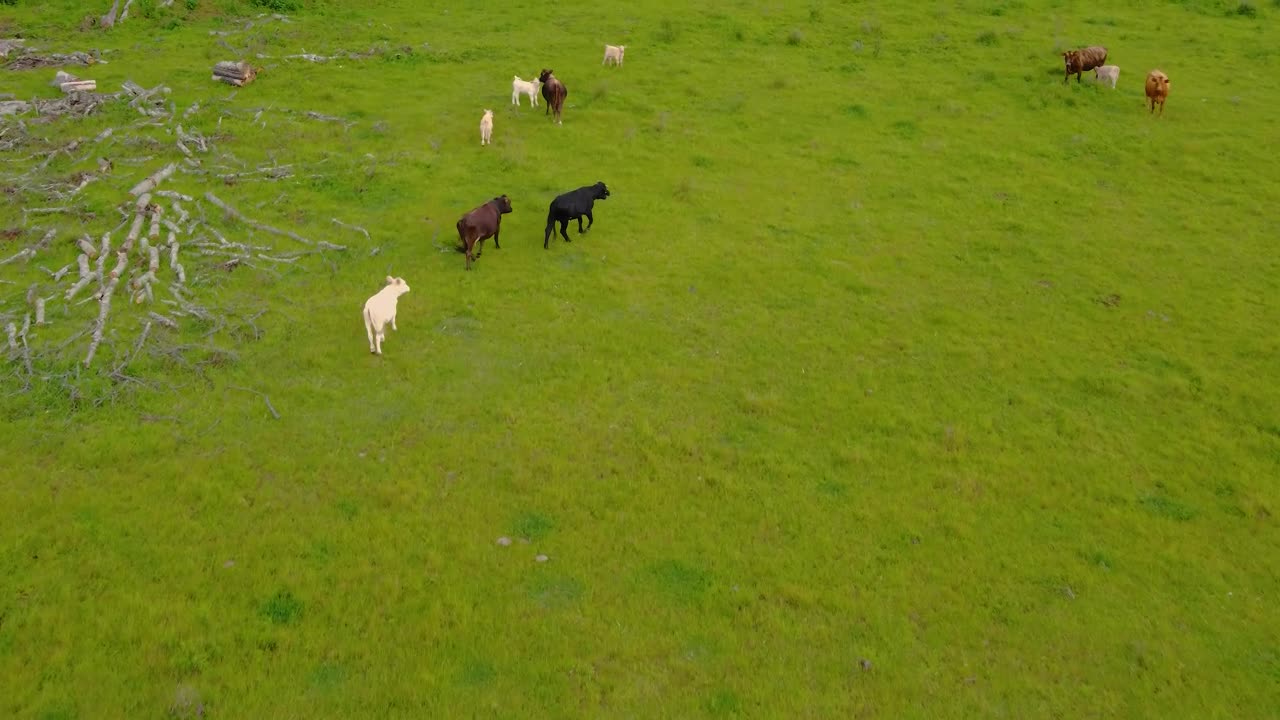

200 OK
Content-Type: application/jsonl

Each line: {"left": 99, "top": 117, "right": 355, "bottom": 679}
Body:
{"left": 212, "top": 61, "right": 256, "bottom": 87}
{"left": 84, "top": 275, "right": 118, "bottom": 366}
{"left": 129, "top": 163, "right": 176, "bottom": 196}
{"left": 122, "top": 213, "right": 144, "bottom": 254}
{"left": 101, "top": 0, "right": 122, "bottom": 28}
{"left": 35, "top": 297, "right": 46, "bottom": 325}
{"left": 60, "top": 80, "right": 98, "bottom": 94}
{"left": 66, "top": 271, "right": 98, "bottom": 301}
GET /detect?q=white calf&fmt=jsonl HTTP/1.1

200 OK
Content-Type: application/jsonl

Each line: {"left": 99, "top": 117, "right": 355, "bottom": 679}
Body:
{"left": 480, "top": 109, "right": 493, "bottom": 145}
{"left": 603, "top": 44, "right": 625, "bottom": 67}
{"left": 511, "top": 75, "right": 540, "bottom": 106}
{"left": 362, "top": 276, "right": 410, "bottom": 355}
{"left": 1094, "top": 65, "right": 1120, "bottom": 89}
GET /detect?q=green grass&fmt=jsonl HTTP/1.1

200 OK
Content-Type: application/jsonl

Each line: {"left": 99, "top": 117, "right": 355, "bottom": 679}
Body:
{"left": 2, "top": 0, "right": 1279, "bottom": 717}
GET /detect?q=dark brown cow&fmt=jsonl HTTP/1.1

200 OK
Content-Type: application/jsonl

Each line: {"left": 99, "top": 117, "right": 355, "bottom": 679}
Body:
{"left": 1063, "top": 46, "right": 1107, "bottom": 83}
{"left": 455, "top": 195, "right": 513, "bottom": 270}
{"left": 539, "top": 69, "right": 567, "bottom": 125}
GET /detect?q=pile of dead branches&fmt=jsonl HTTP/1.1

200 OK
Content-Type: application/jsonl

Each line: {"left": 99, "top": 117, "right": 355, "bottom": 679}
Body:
{"left": 2, "top": 80, "right": 362, "bottom": 401}
{"left": 5, "top": 51, "right": 101, "bottom": 71}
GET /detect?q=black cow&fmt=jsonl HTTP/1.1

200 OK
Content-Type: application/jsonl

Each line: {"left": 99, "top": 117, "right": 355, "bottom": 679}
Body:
{"left": 456, "top": 195, "right": 513, "bottom": 270}
{"left": 544, "top": 182, "right": 610, "bottom": 249}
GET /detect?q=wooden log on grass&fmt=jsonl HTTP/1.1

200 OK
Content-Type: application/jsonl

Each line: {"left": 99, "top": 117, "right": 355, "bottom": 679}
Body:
{"left": 212, "top": 61, "right": 257, "bottom": 87}
{"left": 129, "top": 164, "right": 176, "bottom": 196}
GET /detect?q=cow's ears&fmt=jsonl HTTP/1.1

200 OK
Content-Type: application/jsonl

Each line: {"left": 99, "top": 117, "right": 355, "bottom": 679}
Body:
{"left": 385, "top": 275, "right": 394, "bottom": 284}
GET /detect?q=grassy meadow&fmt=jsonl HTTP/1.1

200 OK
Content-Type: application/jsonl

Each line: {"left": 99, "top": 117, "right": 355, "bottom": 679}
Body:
{"left": 2, "top": 0, "right": 1279, "bottom": 716}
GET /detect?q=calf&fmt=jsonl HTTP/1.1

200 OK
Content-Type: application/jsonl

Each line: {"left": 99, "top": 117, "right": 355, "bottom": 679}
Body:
{"left": 539, "top": 69, "right": 567, "bottom": 124}
{"left": 602, "top": 44, "right": 626, "bottom": 67}
{"left": 1145, "top": 70, "right": 1170, "bottom": 115}
{"left": 362, "top": 276, "right": 410, "bottom": 355}
{"left": 1093, "top": 64, "right": 1120, "bottom": 89}
{"left": 544, "top": 182, "right": 610, "bottom": 249}
{"left": 1063, "top": 46, "right": 1107, "bottom": 83}
{"left": 480, "top": 109, "right": 493, "bottom": 146}
{"left": 512, "top": 75, "right": 540, "bottom": 106}
{"left": 456, "top": 195, "right": 513, "bottom": 270}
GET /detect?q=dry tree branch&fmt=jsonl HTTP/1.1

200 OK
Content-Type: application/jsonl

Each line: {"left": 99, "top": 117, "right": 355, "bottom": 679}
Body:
{"left": 228, "top": 384, "right": 281, "bottom": 419}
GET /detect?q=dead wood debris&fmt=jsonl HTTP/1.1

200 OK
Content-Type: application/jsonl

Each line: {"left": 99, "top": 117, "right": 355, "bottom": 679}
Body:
{"left": 212, "top": 61, "right": 256, "bottom": 88}
{"left": 5, "top": 51, "right": 101, "bottom": 71}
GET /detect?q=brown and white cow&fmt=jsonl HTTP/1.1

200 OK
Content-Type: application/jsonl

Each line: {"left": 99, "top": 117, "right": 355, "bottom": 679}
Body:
{"left": 539, "top": 69, "right": 567, "bottom": 125}
{"left": 1063, "top": 46, "right": 1107, "bottom": 83}
{"left": 1145, "top": 70, "right": 1170, "bottom": 115}
{"left": 456, "top": 195, "right": 513, "bottom": 270}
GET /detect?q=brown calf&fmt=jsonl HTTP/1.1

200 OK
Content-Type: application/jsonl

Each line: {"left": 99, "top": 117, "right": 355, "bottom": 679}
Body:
{"left": 1145, "top": 70, "right": 1170, "bottom": 115}
{"left": 1063, "top": 46, "right": 1107, "bottom": 83}
{"left": 456, "top": 195, "right": 513, "bottom": 270}
{"left": 539, "top": 69, "right": 567, "bottom": 124}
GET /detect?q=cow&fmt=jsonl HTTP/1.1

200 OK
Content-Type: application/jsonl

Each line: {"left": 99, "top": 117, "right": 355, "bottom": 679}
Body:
{"left": 512, "top": 75, "right": 540, "bottom": 106}
{"left": 544, "top": 182, "right": 610, "bottom": 249}
{"left": 1093, "top": 64, "right": 1120, "bottom": 89}
{"left": 362, "top": 276, "right": 410, "bottom": 355}
{"left": 539, "top": 69, "right": 567, "bottom": 124}
{"left": 456, "top": 195, "right": 513, "bottom": 270}
{"left": 1063, "top": 46, "right": 1107, "bottom": 83}
{"left": 603, "top": 44, "right": 626, "bottom": 67}
{"left": 479, "top": 109, "right": 493, "bottom": 146}
{"left": 1145, "top": 70, "right": 1170, "bottom": 115}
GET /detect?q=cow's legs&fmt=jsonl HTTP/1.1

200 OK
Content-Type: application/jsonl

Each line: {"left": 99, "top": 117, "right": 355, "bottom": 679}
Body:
{"left": 577, "top": 215, "right": 585, "bottom": 233}
{"left": 585, "top": 210, "right": 594, "bottom": 231}
{"left": 559, "top": 219, "right": 571, "bottom": 242}
{"left": 375, "top": 330, "right": 384, "bottom": 355}
{"left": 390, "top": 312, "right": 397, "bottom": 332}
{"left": 544, "top": 220, "right": 555, "bottom": 249}
{"left": 366, "top": 316, "right": 376, "bottom": 354}
{"left": 493, "top": 229, "right": 501, "bottom": 249}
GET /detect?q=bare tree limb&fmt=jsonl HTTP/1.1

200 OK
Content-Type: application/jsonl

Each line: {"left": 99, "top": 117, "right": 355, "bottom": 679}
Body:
{"left": 112, "top": 320, "right": 150, "bottom": 376}
{"left": 331, "top": 217, "right": 370, "bottom": 241}
{"left": 204, "top": 191, "right": 345, "bottom": 250}
{"left": 229, "top": 384, "right": 280, "bottom": 419}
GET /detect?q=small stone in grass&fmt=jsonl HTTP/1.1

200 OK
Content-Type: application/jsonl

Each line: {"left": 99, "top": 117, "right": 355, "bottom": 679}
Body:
{"left": 859, "top": 658, "right": 873, "bottom": 671}
{"left": 223, "top": 560, "right": 235, "bottom": 568}
{"left": 496, "top": 536, "right": 512, "bottom": 547}
{"left": 535, "top": 554, "right": 549, "bottom": 563}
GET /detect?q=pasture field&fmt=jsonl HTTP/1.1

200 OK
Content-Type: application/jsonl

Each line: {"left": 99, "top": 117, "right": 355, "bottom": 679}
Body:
{"left": 2, "top": 0, "right": 1279, "bottom": 717}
